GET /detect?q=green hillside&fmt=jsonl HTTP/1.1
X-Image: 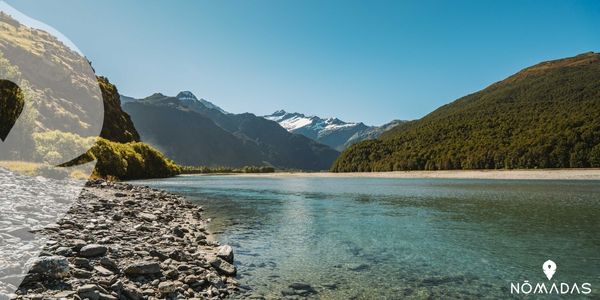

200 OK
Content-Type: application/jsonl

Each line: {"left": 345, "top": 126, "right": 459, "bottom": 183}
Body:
{"left": 0, "top": 13, "right": 177, "bottom": 180}
{"left": 332, "top": 52, "right": 600, "bottom": 172}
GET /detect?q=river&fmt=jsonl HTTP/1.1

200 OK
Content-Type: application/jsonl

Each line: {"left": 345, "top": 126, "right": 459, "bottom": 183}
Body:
{"left": 132, "top": 175, "right": 600, "bottom": 299}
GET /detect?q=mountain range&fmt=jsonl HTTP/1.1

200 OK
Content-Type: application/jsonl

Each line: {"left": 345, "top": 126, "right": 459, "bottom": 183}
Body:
{"left": 121, "top": 92, "right": 339, "bottom": 170}
{"left": 263, "top": 110, "right": 403, "bottom": 151}
{"left": 332, "top": 52, "right": 600, "bottom": 172}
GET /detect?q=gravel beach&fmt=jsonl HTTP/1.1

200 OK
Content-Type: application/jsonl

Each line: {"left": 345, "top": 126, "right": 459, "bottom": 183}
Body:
{"left": 1, "top": 172, "right": 238, "bottom": 300}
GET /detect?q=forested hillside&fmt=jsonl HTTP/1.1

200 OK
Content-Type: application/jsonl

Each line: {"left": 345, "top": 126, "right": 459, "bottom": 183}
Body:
{"left": 332, "top": 52, "right": 600, "bottom": 172}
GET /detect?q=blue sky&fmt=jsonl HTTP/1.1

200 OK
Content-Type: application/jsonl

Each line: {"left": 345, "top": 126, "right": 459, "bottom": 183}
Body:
{"left": 6, "top": 0, "right": 600, "bottom": 125}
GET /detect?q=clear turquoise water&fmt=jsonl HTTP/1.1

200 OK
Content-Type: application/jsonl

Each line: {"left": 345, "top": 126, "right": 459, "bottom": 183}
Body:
{"left": 133, "top": 175, "right": 600, "bottom": 299}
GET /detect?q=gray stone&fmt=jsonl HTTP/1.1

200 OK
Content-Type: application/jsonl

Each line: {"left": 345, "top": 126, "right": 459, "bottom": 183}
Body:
{"left": 100, "top": 257, "right": 119, "bottom": 271}
{"left": 149, "top": 249, "right": 168, "bottom": 261}
{"left": 55, "top": 246, "right": 73, "bottom": 256}
{"left": 183, "top": 275, "right": 200, "bottom": 284}
{"left": 209, "top": 257, "right": 236, "bottom": 276}
{"left": 94, "top": 265, "right": 114, "bottom": 276}
{"left": 122, "top": 284, "right": 143, "bottom": 300}
{"left": 138, "top": 212, "right": 157, "bottom": 221}
{"left": 29, "top": 256, "right": 69, "bottom": 278}
{"left": 54, "top": 290, "right": 76, "bottom": 298}
{"left": 79, "top": 244, "right": 107, "bottom": 257}
{"left": 73, "top": 257, "right": 92, "bottom": 269}
{"left": 109, "top": 280, "right": 123, "bottom": 293}
{"left": 172, "top": 226, "right": 185, "bottom": 238}
{"left": 72, "top": 268, "right": 94, "bottom": 278}
{"left": 123, "top": 262, "right": 161, "bottom": 275}
{"left": 99, "top": 293, "right": 118, "bottom": 300}
{"left": 71, "top": 239, "right": 87, "bottom": 251}
{"left": 158, "top": 281, "right": 176, "bottom": 293}
{"left": 284, "top": 283, "right": 318, "bottom": 296}
{"left": 164, "top": 268, "right": 179, "bottom": 279}
{"left": 217, "top": 245, "right": 234, "bottom": 263}
{"left": 77, "top": 284, "right": 100, "bottom": 300}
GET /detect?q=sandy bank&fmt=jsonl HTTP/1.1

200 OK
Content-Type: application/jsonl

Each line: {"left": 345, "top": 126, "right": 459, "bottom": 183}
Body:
{"left": 209, "top": 169, "right": 600, "bottom": 180}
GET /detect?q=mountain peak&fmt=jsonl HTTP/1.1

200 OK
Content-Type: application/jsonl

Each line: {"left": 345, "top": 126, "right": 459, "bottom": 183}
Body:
{"left": 272, "top": 109, "right": 287, "bottom": 116}
{"left": 325, "top": 117, "right": 345, "bottom": 125}
{"left": 176, "top": 91, "right": 198, "bottom": 101}
{"left": 145, "top": 92, "right": 167, "bottom": 100}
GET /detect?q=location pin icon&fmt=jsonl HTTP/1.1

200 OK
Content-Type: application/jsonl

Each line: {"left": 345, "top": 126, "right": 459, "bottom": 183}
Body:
{"left": 543, "top": 260, "right": 557, "bottom": 280}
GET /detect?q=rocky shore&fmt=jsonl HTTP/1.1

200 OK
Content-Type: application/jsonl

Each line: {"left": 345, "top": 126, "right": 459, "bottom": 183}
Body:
{"left": 2, "top": 179, "right": 239, "bottom": 299}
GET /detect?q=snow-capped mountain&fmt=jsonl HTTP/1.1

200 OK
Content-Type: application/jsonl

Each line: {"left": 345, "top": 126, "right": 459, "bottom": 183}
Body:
{"left": 265, "top": 110, "right": 363, "bottom": 137}
{"left": 263, "top": 110, "right": 402, "bottom": 151}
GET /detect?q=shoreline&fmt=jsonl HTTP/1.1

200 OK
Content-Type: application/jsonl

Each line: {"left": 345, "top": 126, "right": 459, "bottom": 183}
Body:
{"left": 185, "top": 168, "right": 600, "bottom": 180}
{"left": 6, "top": 179, "right": 239, "bottom": 299}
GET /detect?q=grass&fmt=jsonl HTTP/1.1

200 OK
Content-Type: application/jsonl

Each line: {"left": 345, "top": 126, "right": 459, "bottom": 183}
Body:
{"left": 0, "top": 160, "right": 40, "bottom": 176}
{"left": 0, "top": 160, "right": 95, "bottom": 180}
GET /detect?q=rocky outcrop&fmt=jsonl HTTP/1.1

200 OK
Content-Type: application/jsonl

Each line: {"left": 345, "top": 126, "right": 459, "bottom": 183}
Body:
{"left": 97, "top": 77, "right": 140, "bottom": 143}
{"left": 7, "top": 181, "right": 238, "bottom": 299}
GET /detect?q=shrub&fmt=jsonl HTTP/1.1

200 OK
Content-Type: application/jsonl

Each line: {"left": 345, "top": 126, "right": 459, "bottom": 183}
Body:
{"left": 65, "top": 138, "right": 181, "bottom": 180}
{"left": 590, "top": 144, "right": 600, "bottom": 167}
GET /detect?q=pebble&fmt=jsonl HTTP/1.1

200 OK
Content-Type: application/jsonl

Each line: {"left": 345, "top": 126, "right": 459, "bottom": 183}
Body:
{"left": 123, "top": 262, "right": 161, "bottom": 275}
{"left": 217, "top": 245, "right": 234, "bottom": 263}
{"left": 158, "top": 281, "right": 176, "bottom": 294}
{"left": 28, "top": 256, "right": 69, "bottom": 278}
{"left": 79, "top": 244, "right": 108, "bottom": 257}
{"left": 94, "top": 265, "right": 114, "bottom": 276}
{"left": 77, "top": 284, "right": 100, "bottom": 300}
{"left": 209, "top": 257, "right": 237, "bottom": 276}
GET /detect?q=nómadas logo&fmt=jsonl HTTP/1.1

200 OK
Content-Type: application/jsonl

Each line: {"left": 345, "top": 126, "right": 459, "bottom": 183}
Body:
{"left": 510, "top": 260, "right": 592, "bottom": 295}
